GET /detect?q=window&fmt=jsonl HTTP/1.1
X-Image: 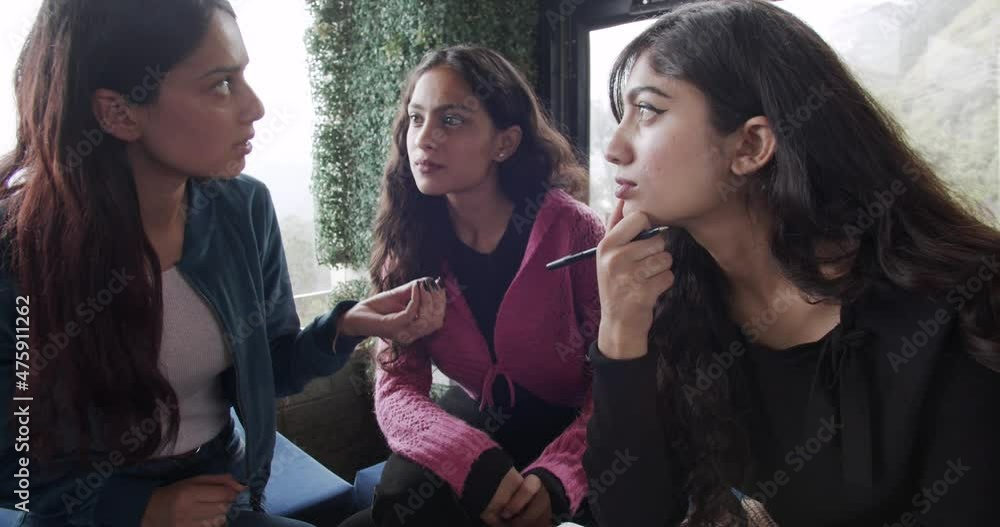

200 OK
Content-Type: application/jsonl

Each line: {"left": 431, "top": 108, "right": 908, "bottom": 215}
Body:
{"left": 588, "top": 19, "right": 658, "bottom": 219}
{"left": 235, "top": 2, "right": 344, "bottom": 323}
{"left": 0, "top": 2, "right": 341, "bottom": 324}
{"left": 776, "top": 0, "right": 998, "bottom": 219}
{"left": 0, "top": 4, "right": 40, "bottom": 155}
{"left": 568, "top": 0, "right": 999, "bottom": 221}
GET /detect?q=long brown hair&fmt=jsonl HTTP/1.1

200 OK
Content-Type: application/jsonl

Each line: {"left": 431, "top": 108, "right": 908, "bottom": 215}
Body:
{"left": 0, "top": 0, "right": 235, "bottom": 461}
{"left": 609, "top": 0, "right": 1000, "bottom": 523}
{"left": 369, "top": 45, "right": 586, "bottom": 298}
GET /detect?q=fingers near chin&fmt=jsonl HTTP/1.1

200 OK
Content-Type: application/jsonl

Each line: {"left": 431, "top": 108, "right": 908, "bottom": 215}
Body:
{"left": 610, "top": 199, "right": 625, "bottom": 226}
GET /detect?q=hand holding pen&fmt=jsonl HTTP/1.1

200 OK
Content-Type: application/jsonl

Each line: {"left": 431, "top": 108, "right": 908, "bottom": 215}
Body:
{"left": 545, "top": 226, "right": 669, "bottom": 270}
{"left": 593, "top": 200, "right": 674, "bottom": 360}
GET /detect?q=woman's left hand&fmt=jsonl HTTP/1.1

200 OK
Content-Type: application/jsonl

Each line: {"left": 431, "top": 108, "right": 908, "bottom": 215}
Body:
{"left": 338, "top": 277, "right": 446, "bottom": 345}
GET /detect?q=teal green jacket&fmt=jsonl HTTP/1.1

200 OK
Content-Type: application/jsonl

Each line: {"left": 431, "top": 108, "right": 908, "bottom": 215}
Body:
{"left": 0, "top": 175, "right": 351, "bottom": 525}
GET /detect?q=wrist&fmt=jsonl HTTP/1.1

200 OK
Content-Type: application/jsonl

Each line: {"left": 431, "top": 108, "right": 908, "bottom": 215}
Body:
{"left": 598, "top": 321, "right": 649, "bottom": 360}
{"left": 337, "top": 305, "right": 361, "bottom": 337}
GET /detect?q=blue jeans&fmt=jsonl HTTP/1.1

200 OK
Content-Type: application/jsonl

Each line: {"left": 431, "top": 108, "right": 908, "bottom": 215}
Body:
{"left": 20, "top": 418, "right": 312, "bottom": 527}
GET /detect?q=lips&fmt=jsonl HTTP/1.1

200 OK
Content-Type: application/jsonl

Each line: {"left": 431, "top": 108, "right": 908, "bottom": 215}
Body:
{"left": 413, "top": 159, "right": 445, "bottom": 173}
{"left": 236, "top": 143, "right": 252, "bottom": 155}
{"left": 235, "top": 132, "right": 254, "bottom": 155}
{"left": 614, "top": 177, "right": 637, "bottom": 199}
{"left": 615, "top": 177, "right": 636, "bottom": 187}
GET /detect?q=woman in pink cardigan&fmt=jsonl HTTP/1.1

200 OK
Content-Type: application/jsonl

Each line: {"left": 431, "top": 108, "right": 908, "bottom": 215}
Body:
{"left": 338, "top": 45, "right": 603, "bottom": 527}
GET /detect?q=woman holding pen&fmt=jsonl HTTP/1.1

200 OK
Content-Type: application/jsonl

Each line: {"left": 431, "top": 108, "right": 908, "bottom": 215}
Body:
{"left": 584, "top": 1, "right": 1000, "bottom": 526}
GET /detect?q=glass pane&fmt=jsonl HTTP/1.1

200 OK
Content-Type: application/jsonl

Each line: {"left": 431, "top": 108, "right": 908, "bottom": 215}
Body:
{"left": 777, "top": 0, "right": 999, "bottom": 220}
{"left": 589, "top": 19, "right": 657, "bottom": 220}
{"left": 0, "top": 2, "right": 45, "bottom": 156}
{"left": 237, "top": 3, "right": 339, "bottom": 323}
{"left": 586, "top": 2, "right": 999, "bottom": 222}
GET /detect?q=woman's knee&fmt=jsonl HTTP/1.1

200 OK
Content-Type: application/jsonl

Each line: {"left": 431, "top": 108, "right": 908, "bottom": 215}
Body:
{"left": 371, "top": 454, "right": 464, "bottom": 526}
{"left": 373, "top": 454, "right": 452, "bottom": 501}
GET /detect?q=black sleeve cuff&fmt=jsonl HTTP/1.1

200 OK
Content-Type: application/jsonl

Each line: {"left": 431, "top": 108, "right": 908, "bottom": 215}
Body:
{"left": 458, "top": 447, "right": 515, "bottom": 516}
{"left": 523, "top": 467, "right": 570, "bottom": 519}
{"left": 331, "top": 300, "right": 366, "bottom": 355}
{"left": 588, "top": 340, "right": 657, "bottom": 368}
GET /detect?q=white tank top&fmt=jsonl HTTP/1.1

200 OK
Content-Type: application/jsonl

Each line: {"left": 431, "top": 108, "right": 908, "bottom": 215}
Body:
{"left": 152, "top": 267, "right": 233, "bottom": 457}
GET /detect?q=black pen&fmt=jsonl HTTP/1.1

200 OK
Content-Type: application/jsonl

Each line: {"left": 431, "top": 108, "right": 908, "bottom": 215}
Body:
{"left": 545, "top": 226, "right": 670, "bottom": 270}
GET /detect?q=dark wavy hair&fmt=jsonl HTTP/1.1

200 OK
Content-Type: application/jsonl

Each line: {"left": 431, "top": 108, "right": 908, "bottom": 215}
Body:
{"left": 0, "top": 0, "right": 235, "bottom": 461}
{"left": 609, "top": 0, "right": 1000, "bottom": 523}
{"left": 369, "top": 45, "right": 587, "bottom": 314}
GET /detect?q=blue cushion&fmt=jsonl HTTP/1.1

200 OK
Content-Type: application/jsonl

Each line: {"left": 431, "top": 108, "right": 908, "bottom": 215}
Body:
{"left": 352, "top": 461, "right": 386, "bottom": 510}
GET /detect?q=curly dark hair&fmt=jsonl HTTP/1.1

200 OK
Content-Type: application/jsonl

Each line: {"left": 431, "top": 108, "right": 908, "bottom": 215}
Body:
{"left": 609, "top": 0, "right": 1000, "bottom": 523}
{"left": 369, "top": 45, "right": 587, "bottom": 312}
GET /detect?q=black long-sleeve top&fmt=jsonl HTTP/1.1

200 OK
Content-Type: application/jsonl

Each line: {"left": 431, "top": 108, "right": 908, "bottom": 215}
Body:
{"left": 584, "top": 285, "right": 1000, "bottom": 526}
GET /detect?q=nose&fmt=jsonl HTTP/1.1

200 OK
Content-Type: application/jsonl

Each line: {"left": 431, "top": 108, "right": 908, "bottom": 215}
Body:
{"left": 604, "top": 122, "right": 633, "bottom": 166}
{"left": 242, "top": 82, "right": 266, "bottom": 123}
{"left": 413, "top": 120, "right": 440, "bottom": 152}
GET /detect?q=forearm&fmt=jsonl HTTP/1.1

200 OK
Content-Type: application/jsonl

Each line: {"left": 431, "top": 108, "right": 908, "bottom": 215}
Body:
{"left": 522, "top": 395, "right": 593, "bottom": 516}
{"left": 374, "top": 348, "right": 501, "bottom": 496}
{"left": 585, "top": 343, "right": 688, "bottom": 527}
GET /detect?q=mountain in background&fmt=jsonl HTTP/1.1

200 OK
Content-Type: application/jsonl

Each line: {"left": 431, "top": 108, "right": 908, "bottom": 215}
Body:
{"left": 840, "top": 0, "right": 998, "bottom": 216}
{"left": 586, "top": 0, "right": 999, "bottom": 220}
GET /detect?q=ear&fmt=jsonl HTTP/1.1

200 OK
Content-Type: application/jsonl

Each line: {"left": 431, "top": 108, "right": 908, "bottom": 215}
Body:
{"left": 494, "top": 125, "right": 523, "bottom": 162}
{"left": 729, "top": 116, "right": 776, "bottom": 176}
{"left": 92, "top": 89, "right": 143, "bottom": 142}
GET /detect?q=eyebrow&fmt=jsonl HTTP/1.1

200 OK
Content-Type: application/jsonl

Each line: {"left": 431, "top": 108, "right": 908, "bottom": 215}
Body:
{"left": 626, "top": 85, "right": 672, "bottom": 101}
{"left": 407, "top": 102, "right": 473, "bottom": 113}
{"left": 199, "top": 62, "right": 247, "bottom": 80}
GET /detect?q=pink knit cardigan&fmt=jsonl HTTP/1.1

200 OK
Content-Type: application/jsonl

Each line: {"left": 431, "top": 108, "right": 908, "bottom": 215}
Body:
{"left": 374, "top": 188, "right": 604, "bottom": 514}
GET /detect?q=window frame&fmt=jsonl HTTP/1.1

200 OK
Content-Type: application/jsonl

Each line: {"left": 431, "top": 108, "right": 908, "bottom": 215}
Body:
{"left": 536, "top": 0, "right": 685, "bottom": 175}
